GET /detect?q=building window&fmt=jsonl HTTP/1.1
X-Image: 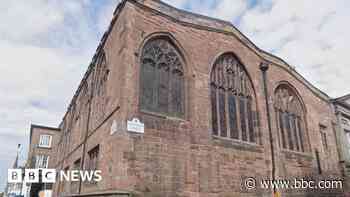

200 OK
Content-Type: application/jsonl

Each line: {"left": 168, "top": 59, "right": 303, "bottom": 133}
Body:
{"left": 62, "top": 166, "right": 69, "bottom": 193}
{"left": 71, "top": 159, "right": 81, "bottom": 193}
{"left": 92, "top": 50, "right": 109, "bottom": 124}
{"left": 94, "top": 50, "right": 109, "bottom": 96}
{"left": 140, "top": 38, "right": 185, "bottom": 117}
{"left": 210, "top": 53, "right": 258, "bottom": 143}
{"left": 320, "top": 125, "right": 328, "bottom": 151}
{"left": 39, "top": 135, "right": 52, "bottom": 148}
{"left": 274, "top": 84, "right": 306, "bottom": 152}
{"left": 345, "top": 130, "right": 350, "bottom": 154}
{"left": 74, "top": 158, "right": 81, "bottom": 170}
{"left": 87, "top": 145, "right": 99, "bottom": 171}
{"left": 35, "top": 155, "right": 49, "bottom": 168}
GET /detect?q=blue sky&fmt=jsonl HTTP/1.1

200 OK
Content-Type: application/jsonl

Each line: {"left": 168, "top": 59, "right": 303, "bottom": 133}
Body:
{"left": 1, "top": 0, "right": 350, "bottom": 191}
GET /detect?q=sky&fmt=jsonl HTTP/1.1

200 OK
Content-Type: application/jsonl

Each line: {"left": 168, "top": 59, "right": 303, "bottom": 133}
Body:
{"left": 0, "top": 0, "right": 350, "bottom": 191}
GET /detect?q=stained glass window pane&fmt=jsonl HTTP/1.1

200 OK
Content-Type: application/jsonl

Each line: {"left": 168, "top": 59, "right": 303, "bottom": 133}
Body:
{"left": 219, "top": 90, "right": 227, "bottom": 137}
{"left": 240, "top": 98, "right": 247, "bottom": 141}
{"left": 228, "top": 93, "right": 238, "bottom": 139}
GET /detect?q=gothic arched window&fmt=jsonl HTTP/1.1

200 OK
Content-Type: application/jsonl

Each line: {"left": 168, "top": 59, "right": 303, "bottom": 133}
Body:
{"left": 94, "top": 50, "right": 109, "bottom": 97}
{"left": 210, "top": 53, "right": 258, "bottom": 143}
{"left": 92, "top": 50, "right": 109, "bottom": 123}
{"left": 140, "top": 38, "right": 185, "bottom": 117}
{"left": 274, "top": 84, "right": 306, "bottom": 152}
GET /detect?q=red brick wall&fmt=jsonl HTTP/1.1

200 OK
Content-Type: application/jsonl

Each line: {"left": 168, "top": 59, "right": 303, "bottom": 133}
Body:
{"left": 28, "top": 125, "right": 60, "bottom": 169}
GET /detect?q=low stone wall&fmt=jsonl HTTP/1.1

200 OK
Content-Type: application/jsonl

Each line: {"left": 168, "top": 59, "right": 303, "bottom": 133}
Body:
{"left": 64, "top": 190, "right": 130, "bottom": 197}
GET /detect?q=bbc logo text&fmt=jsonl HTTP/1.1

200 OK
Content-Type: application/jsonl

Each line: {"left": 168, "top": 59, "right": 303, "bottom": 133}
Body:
{"left": 8, "top": 169, "right": 102, "bottom": 183}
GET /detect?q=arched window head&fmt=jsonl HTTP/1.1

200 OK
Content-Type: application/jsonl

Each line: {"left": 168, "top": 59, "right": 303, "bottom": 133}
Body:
{"left": 210, "top": 53, "right": 259, "bottom": 143}
{"left": 140, "top": 38, "right": 185, "bottom": 117}
{"left": 94, "top": 50, "right": 109, "bottom": 96}
{"left": 274, "top": 84, "right": 307, "bottom": 152}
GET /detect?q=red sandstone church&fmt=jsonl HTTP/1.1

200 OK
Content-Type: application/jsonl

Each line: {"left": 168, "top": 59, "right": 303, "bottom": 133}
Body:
{"left": 24, "top": 0, "right": 349, "bottom": 197}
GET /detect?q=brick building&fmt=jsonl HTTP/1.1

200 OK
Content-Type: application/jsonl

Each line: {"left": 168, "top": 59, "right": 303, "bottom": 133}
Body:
{"left": 27, "top": 124, "right": 61, "bottom": 197}
{"left": 52, "top": 0, "right": 343, "bottom": 196}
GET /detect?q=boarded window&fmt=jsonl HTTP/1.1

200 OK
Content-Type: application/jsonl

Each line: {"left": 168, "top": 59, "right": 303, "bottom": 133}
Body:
{"left": 140, "top": 38, "right": 184, "bottom": 117}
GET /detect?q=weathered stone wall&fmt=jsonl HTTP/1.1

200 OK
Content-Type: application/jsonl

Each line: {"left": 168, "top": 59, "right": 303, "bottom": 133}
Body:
{"left": 53, "top": 1, "right": 343, "bottom": 197}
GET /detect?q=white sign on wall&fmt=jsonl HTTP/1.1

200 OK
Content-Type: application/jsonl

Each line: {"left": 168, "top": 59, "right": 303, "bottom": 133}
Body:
{"left": 127, "top": 118, "right": 144, "bottom": 133}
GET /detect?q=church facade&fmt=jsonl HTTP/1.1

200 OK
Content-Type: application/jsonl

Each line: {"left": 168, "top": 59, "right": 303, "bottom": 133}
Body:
{"left": 52, "top": 0, "right": 344, "bottom": 196}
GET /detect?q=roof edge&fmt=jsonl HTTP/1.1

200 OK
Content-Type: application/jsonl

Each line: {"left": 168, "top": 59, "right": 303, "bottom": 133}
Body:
{"left": 60, "top": 0, "right": 332, "bottom": 126}
{"left": 59, "top": 0, "right": 127, "bottom": 126}
{"left": 29, "top": 124, "right": 61, "bottom": 148}
{"left": 30, "top": 124, "right": 61, "bottom": 131}
{"left": 334, "top": 94, "right": 350, "bottom": 102}
{"left": 130, "top": 0, "right": 330, "bottom": 101}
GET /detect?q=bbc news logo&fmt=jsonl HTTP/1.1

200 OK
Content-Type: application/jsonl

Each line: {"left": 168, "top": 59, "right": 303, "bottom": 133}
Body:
{"left": 8, "top": 169, "right": 102, "bottom": 183}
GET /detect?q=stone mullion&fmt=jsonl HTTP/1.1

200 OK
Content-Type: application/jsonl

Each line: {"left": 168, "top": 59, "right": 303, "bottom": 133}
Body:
{"left": 225, "top": 89, "right": 230, "bottom": 139}
{"left": 153, "top": 62, "right": 160, "bottom": 112}
{"left": 224, "top": 68, "right": 231, "bottom": 139}
{"left": 288, "top": 114, "right": 297, "bottom": 151}
{"left": 236, "top": 96, "right": 242, "bottom": 141}
{"left": 236, "top": 67, "right": 242, "bottom": 141}
{"left": 168, "top": 65, "right": 173, "bottom": 115}
{"left": 297, "top": 117, "right": 305, "bottom": 152}
{"left": 243, "top": 97, "right": 248, "bottom": 142}
{"left": 294, "top": 115, "right": 302, "bottom": 152}
{"left": 287, "top": 113, "right": 294, "bottom": 150}
{"left": 242, "top": 75, "right": 249, "bottom": 142}
{"left": 285, "top": 112, "right": 294, "bottom": 150}
{"left": 244, "top": 96, "right": 251, "bottom": 142}
{"left": 221, "top": 62, "right": 228, "bottom": 137}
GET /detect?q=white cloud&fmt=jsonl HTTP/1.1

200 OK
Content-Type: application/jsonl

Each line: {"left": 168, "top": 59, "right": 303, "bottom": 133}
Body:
{"left": 0, "top": 0, "right": 121, "bottom": 191}
{"left": 97, "top": 0, "right": 121, "bottom": 34}
{"left": 0, "top": 40, "right": 87, "bottom": 136}
{"left": 193, "top": 0, "right": 247, "bottom": 21}
{"left": 0, "top": 0, "right": 64, "bottom": 41}
{"left": 211, "top": 0, "right": 247, "bottom": 21}
{"left": 240, "top": 0, "right": 350, "bottom": 97}
{"left": 163, "top": 0, "right": 188, "bottom": 8}
{"left": 161, "top": 0, "right": 350, "bottom": 97}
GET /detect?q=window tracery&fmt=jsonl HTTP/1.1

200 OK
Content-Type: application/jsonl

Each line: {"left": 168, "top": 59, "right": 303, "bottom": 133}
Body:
{"left": 210, "top": 53, "right": 258, "bottom": 143}
{"left": 140, "top": 38, "right": 185, "bottom": 117}
{"left": 274, "top": 85, "right": 306, "bottom": 152}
